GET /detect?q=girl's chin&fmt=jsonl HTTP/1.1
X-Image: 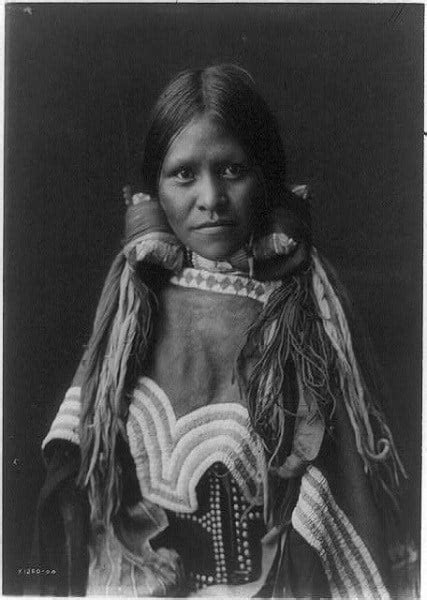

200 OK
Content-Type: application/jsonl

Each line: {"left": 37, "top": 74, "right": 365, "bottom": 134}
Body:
{"left": 186, "top": 231, "right": 249, "bottom": 262}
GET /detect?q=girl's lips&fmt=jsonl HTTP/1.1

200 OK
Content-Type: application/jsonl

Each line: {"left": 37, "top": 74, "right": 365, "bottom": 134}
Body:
{"left": 193, "top": 220, "right": 235, "bottom": 229}
{"left": 193, "top": 223, "right": 236, "bottom": 234}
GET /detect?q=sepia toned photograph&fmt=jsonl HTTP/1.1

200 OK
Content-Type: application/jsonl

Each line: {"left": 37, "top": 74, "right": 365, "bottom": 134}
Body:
{"left": 4, "top": 3, "right": 423, "bottom": 597}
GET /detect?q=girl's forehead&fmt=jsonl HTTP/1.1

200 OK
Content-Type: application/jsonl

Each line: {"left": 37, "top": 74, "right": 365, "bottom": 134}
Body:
{"left": 162, "top": 114, "right": 248, "bottom": 166}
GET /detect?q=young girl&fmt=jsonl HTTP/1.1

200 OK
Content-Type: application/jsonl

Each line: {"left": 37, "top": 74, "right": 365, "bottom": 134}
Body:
{"left": 35, "top": 64, "right": 413, "bottom": 598}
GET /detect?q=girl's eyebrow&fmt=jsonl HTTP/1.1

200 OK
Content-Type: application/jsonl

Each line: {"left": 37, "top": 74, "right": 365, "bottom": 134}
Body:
{"left": 163, "top": 155, "right": 195, "bottom": 167}
{"left": 161, "top": 149, "right": 200, "bottom": 170}
{"left": 164, "top": 149, "right": 248, "bottom": 168}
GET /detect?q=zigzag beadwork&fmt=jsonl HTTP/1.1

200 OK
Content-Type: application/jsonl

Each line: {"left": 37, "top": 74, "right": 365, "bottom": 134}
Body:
{"left": 292, "top": 465, "right": 389, "bottom": 600}
{"left": 169, "top": 268, "right": 281, "bottom": 304}
{"left": 127, "top": 377, "right": 266, "bottom": 513}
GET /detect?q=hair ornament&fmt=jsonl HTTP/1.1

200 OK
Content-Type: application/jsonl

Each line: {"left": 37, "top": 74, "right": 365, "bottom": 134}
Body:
{"left": 123, "top": 190, "right": 184, "bottom": 274}
{"left": 253, "top": 232, "right": 298, "bottom": 261}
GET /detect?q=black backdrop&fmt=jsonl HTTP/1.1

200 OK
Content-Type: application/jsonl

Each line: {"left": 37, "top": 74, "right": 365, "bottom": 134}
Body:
{"left": 4, "top": 3, "right": 423, "bottom": 593}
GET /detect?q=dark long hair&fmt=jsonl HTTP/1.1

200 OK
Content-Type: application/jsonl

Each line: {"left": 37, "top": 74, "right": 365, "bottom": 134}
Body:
{"left": 141, "top": 64, "right": 288, "bottom": 209}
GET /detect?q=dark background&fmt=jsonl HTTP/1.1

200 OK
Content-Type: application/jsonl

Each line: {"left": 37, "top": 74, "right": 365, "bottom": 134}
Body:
{"left": 4, "top": 3, "right": 423, "bottom": 594}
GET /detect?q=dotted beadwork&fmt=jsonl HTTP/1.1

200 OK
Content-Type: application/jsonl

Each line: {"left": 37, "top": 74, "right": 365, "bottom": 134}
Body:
{"left": 153, "top": 464, "right": 265, "bottom": 592}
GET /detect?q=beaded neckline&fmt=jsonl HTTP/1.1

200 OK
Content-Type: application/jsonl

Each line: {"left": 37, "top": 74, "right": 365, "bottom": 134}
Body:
{"left": 170, "top": 268, "right": 281, "bottom": 304}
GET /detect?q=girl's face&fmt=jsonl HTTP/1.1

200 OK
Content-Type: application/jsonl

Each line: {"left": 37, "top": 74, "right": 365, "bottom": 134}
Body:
{"left": 158, "top": 114, "right": 261, "bottom": 261}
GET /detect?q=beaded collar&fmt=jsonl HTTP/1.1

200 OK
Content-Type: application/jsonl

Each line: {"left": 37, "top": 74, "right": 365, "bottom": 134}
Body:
{"left": 170, "top": 268, "right": 281, "bottom": 305}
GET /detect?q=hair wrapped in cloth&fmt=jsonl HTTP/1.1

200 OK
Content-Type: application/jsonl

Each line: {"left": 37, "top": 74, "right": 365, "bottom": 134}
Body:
{"left": 78, "top": 191, "right": 184, "bottom": 529}
{"left": 237, "top": 251, "right": 405, "bottom": 491}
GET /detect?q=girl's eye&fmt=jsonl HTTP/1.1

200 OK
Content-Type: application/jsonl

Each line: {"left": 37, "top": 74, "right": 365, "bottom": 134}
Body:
{"left": 221, "top": 164, "right": 248, "bottom": 179}
{"left": 175, "top": 167, "right": 195, "bottom": 182}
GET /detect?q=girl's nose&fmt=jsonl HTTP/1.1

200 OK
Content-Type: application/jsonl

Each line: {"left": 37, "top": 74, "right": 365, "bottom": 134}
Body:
{"left": 196, "top": 174, "right": 227, "bottom": 212}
